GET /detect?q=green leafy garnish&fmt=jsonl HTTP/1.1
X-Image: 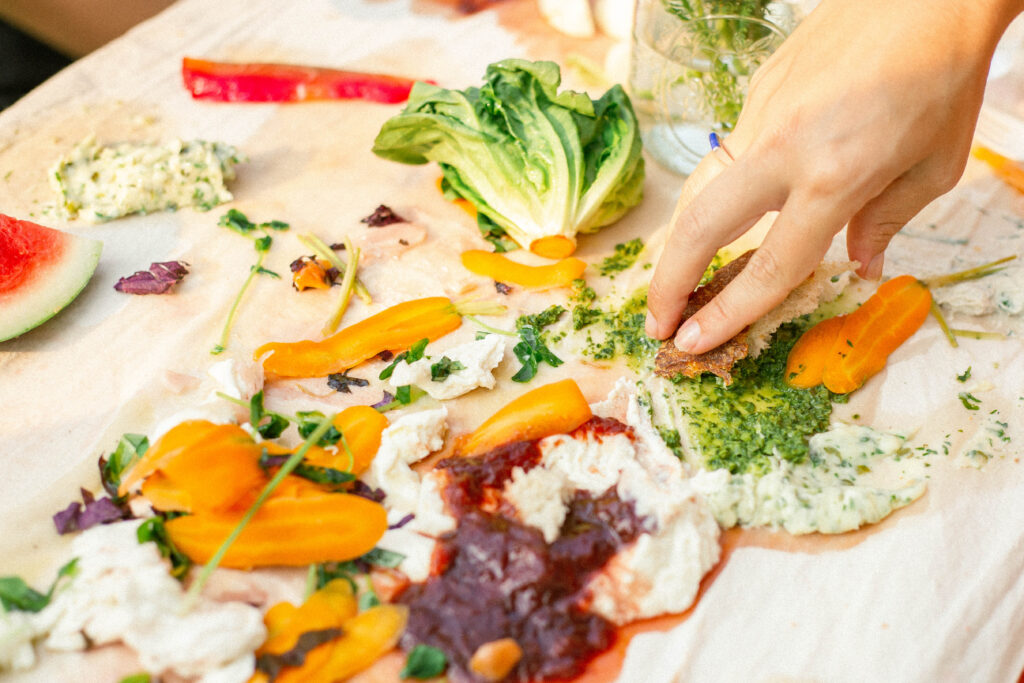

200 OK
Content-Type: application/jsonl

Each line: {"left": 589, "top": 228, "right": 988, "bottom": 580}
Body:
{"left": 213, "top": 210, "right": 290, "bottom": 355}
{"left": 373, "top": 59, "right": 644, "bottom": 250}
{"left": 597, "top": 238, "right": 644, "bottom": 275}
{"left": 296, "top": 411, "right": 343, "bottom": 446}
{"left": 374, "top": 386, "right": 428, "bottom": 412}
{"left": 379, "top": 338, "right": 430, "bottom": 379}
{"left": 401, "top": 644, "right": 448, "bottom": 680}
{"left": 100, "top": 434, "right": 149, "bottom": 500}
{"left": 958, "top": 392, "right": 982, "bottom": 411}
{"left": 957, "top": 367, "right": 972, "bottom": 383}
{"left": 360, "top": 547, "right": 405, "bottom": 568}
{"left": 137, "top": 517, "right": 192, "bottom": 580}
{"left": 0, "top": 558, "right": 78, "bottom": 613}
{"left": 430, "top": 356, "right": 465, "bottom": 382}
{"left": 512, "top": 325, "right": 563, "bottom": 382}
{"left": 250, "top": 391, "right": 290, "bottom": 439}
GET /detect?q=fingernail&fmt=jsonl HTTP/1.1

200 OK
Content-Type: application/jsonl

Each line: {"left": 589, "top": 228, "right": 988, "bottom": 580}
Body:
{"left": 645, "top": 312, "right": 661, "bottom": 339}
{"left": 864, "top": 253, "right": 884, "bottom": 280}
{"left": 675, "top": 320, "right": 701, "bottom": 352}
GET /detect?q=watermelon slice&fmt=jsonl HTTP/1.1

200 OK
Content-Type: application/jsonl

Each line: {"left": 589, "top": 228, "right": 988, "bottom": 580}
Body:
{"left": 0, "top": 214, "right": 102, "bottom": 342}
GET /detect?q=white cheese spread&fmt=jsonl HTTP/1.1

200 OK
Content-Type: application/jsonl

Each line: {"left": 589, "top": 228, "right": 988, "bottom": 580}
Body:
{"left": 52, "top": 136, "right": 242, "bottom": 222}
{"left": 34, "top": 520, "right": 265, "bottom": 682}
{"left": 388, "top": 335, "right": 506, "bottom": 400}
{"left": 691, "top": 423, "right": 926, "bottom": 535}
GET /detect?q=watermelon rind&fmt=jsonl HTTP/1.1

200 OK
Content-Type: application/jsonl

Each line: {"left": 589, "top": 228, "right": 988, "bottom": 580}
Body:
{"left": 0, "top": 225, "right": 103, "bottom": 342}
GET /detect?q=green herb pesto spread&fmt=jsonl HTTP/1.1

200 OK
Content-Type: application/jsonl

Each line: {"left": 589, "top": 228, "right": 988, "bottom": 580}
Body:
{"left": 597, "top": 238, "right": 645, "bottom": 276}
{"left": 654, "top": 321, "right": 846, "bottom": 475}
{"left": 52, "top": 137, "right": 242, "bottom": 222}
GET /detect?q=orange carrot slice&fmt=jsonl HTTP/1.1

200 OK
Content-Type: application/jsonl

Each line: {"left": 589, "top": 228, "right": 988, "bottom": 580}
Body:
{"left": 292, "top": 258, "right": 332, "bottom": 291}
{"left": 119, "top": 421, "right": 266, "bottom": 512}
{"left": 785, "top": 315, "right": 847, "bottom": 389}
{"left": 461, "top": 250, "right": 586, "bottom": 288}
{"left": 461, "top": 379, "right": 592, "bottom": 457}
{"left": 973, "top": 146, "right": 1024, "bottom": 194}
{"left": 166, "top": 492, "right": 387, "bottom": 568}
{"left": 821, "top": 275, "right": 932, "bottom": 394}
{"left": 256, "top": 296, "right": 462, "bottom": 378}
{"left": 305, "top": 405, "right": 389, "bottom": 475}
{"left": 258, "top": 579, "right": 357, "bottom": 657}
{"left": 529, "top": 235, "right": 577, "bottom": 259}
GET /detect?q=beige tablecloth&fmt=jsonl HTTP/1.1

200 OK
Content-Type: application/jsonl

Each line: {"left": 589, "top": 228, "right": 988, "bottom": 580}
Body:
{"left": 1, "top": 1, "right": 1022, "bottom": 681}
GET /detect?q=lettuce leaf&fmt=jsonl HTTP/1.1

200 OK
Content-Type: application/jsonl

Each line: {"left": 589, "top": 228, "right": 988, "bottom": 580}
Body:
{"left": 372, "top": 59, "right": 644, "bottom": 249}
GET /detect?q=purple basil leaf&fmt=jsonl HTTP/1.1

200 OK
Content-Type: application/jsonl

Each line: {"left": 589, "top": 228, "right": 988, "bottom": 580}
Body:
{"left": 53, "top": 502, "right": 82, "bottom": 535}
{"left": 79, "top": 487, "right": 95, "bottom": 505}
{"left": 370, "top": 391, "right": 395, "bottom": 411}
{"left": 350, "top": 480, "right": 386, "bottom": 503}
{"left": 114, "top": 260, "right": 190, "bottom": 295}
{"left": 77, "top": 497, "right": 125, "bottom": 530}
{"left": 389, "top": 513, "right": 415, "bottom": 530}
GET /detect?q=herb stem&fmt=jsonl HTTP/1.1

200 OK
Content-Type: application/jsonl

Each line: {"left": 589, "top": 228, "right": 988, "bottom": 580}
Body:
{"left": 463, "top": 314, "right": 517, "bottom": 336}
{"left": 454, "top": 299, "right": 507, "bottom": 317}
{"left": 923, "top": 255, "right": 1017, "bottom": 289}
{"left": 182, "top": 413, "right": 336, "bottom": 610}
{"left": 304, "top": 564, "right": 317, "bottom": 600}
{"left": 212, "top": 251, "right": 266, "bottom": 355}
{"left": 322, "top": 235, "right": 360, "bottom": 335}
{"left": 949, "top": 328, "right": 1007, "bottom": 340}
{"left": 929, "top": 300, "right": 958, "bottom": 348}
{"left": 298, "top": 233, "right": 371, "bottom": 304}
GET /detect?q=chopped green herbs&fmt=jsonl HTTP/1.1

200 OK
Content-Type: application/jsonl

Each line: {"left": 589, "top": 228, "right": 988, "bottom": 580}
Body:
{"left": 515, "top": 305, "right": 566, "bottom": 332}
{"left": 430, "top": 356, "right": 465, "bottom": 382}
{"left": 250, "top": 391, "right": 290, "bottom": 439}
{"left": 213, "top": 210, "right": 290, "bottom": 354}
{"left": 137, "top": 518, "right": 192, "bottom": 580}
{"left": 579, "top": 290, "right": 659, "bottom": 363}
{"left": 512, "top": 325, "right": 563, "bottom": 382}
{"left": 957, "top": 367, "right": 972, "bottom": 383}
{"left": 598, "top": 238, "right": 644, "bottom": 275}
{"left": 673, "top": 321, "right": 843, "bottom": 474}
{"left": 327, "top": 371, "right": 370, "bottom": 393}
{"left": 0, "top": 558, "right": 78, "bottom": 613}
{"left": 401, "top": 644, "right": 448, "bottom": 679}
{"left": 958, "top": 392, "right": 982, "bottom": 411}
{"left": 375, "top": 385, "right": 428, "bottom": 412}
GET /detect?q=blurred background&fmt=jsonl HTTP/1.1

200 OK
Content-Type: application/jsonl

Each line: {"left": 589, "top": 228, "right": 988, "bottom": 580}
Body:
{"left": 0, "top": 0, "right": 174, "bottom": 110}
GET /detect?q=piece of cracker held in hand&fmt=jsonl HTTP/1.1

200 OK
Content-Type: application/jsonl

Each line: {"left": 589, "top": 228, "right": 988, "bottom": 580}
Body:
{"left": 654, "top": 251, "right": 856, "bottom": 385}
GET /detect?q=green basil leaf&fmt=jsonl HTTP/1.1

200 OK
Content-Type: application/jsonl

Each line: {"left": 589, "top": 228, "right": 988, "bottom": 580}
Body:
{"left": 401, "top": 644, "right": 448, "bottom": 679}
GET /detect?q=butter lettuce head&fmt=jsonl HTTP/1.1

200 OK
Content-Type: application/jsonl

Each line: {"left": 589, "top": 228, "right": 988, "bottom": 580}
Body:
{"left": 372, "top": 59, "right": 644, "bottom": 249}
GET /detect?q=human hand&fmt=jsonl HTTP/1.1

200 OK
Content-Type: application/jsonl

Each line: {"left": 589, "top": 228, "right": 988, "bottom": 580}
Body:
{"left": 645, "top": 0, "right": 1024, "bottom": 354}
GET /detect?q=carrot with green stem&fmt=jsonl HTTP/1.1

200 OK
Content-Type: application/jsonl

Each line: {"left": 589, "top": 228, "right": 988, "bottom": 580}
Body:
{"left": 256, "top": 296, "right": 506, "bottom": 378}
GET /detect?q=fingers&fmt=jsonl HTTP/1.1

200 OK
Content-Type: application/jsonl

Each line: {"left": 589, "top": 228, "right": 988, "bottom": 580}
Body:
{"left": 846, "top": 160, "right": 960, "bottom": 279}
{"left": 645, "top": 154, "right": 782, "bottom": 340}
{"left": 672, "top": 195, "right": 844, "bottom": 354}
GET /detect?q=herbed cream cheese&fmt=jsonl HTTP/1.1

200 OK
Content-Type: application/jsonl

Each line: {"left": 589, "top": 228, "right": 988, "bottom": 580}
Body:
{"left": 52, "top": 136, "right": 242, "bottom": 222}
{"left": 691, "top": 423, "right": 926, "bottom": 535}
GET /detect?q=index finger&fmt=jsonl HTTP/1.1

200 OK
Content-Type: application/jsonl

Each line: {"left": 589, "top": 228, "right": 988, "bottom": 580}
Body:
{"left": 645, "top": 152, "right": 783, "bottom": 340}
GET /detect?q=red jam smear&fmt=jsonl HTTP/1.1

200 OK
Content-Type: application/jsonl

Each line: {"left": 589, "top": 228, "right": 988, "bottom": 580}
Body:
{"left": 400, "top": 417, "right": 650, "bottom": 681}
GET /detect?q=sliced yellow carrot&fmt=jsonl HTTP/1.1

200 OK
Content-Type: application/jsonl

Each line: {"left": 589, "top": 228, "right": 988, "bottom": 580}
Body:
{"left": 277, "top": 605, "right": 409, "bottom": 683}
{"left": 305, "top": 405, "right": 389, "bottom": 475}
{"left": 973, "top": 146, "right": 1024, "bottom": 194}
{"left": 461, "top": 379, "right": 592, "bottom": 457}
{"left": 821, "top": 275, "right": 932, "bottom": 394}
{"left": 529, "top": 235, "right": 577, "bottom": 259}
{"left": 256, "top": 296, "right": 462, "bottom": 378}
{"left": 785, "top": 315, "right": 847, "bottom": 389}
{"left": 119, "top": 421, "right": 265, "bottom": 512}
{"left": 258, "top": 579, "right": 357, "bottom": 656}
{"left": 166, "top": 492, "right": 387, "bottom": 568}
{"left": 461, "top": 250, "right": 586, "bottom": 288}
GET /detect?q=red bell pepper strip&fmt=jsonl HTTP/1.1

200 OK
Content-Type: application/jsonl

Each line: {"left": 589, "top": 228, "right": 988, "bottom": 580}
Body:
{"left": 182, "top": 57, "right": 423, "bottom": 104}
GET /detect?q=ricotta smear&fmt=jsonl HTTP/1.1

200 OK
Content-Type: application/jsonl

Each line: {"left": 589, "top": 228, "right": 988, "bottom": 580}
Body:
{"left": 52, "top": 136, "right": 242, "bottom": 222}
{"left": 387, "top": 335, "right": 506, "bottom": 400}
{"left": 4, "top": 520, "right": 265, "bottom": 681}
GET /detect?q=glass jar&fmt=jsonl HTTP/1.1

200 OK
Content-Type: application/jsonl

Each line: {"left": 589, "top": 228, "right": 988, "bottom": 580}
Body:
{"left": 629, "top": 1, "right": 796, "bottom": 175}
